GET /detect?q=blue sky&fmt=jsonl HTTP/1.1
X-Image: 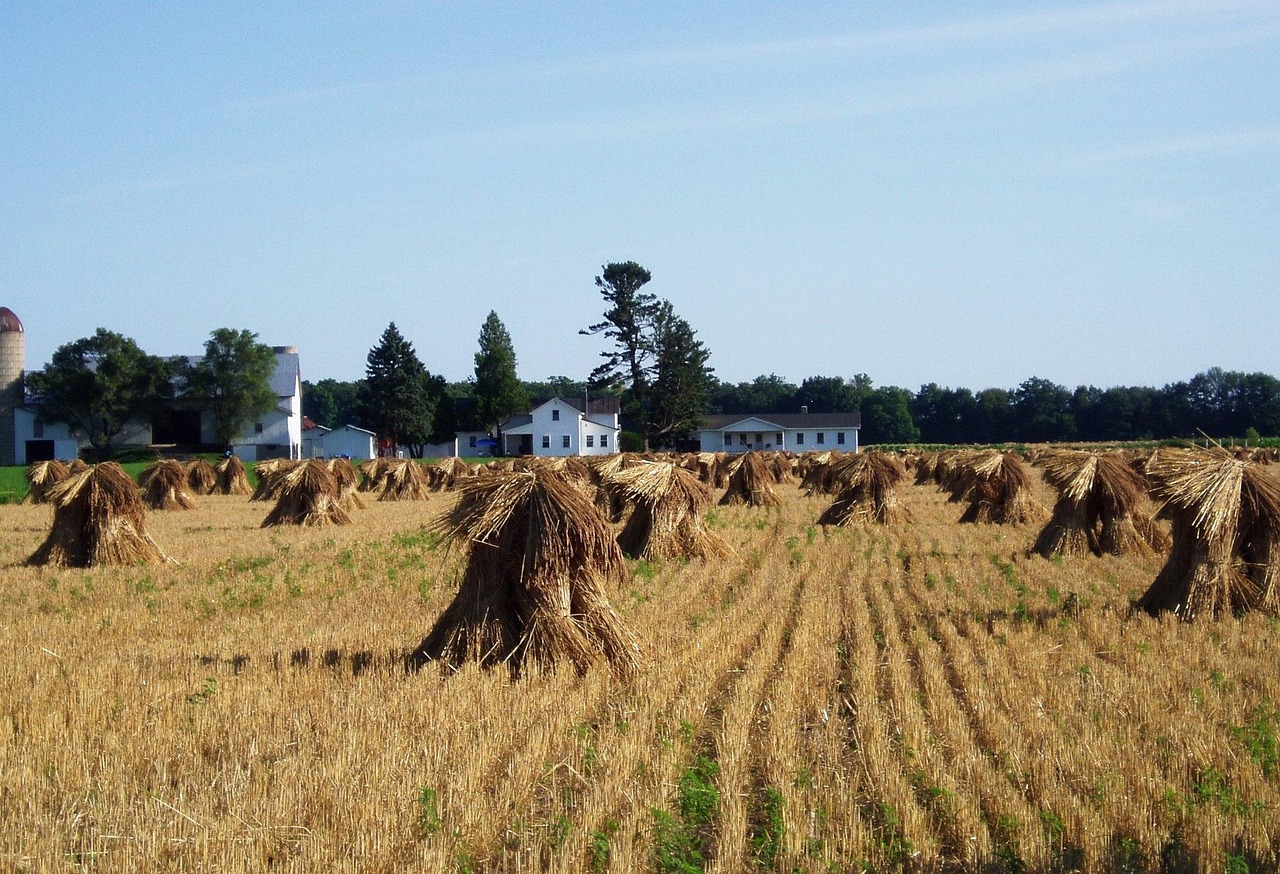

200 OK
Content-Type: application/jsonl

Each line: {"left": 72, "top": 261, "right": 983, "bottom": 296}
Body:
{"left": 2, "top": 1, "right": 1277, "bottom": 392}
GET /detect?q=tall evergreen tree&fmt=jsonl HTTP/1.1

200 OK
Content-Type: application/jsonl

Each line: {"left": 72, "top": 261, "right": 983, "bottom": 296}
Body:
{"left": 647, "top": 301, "right": 714, "bottom": 448}
{"left": 580, "top": 261, "right": 659, "bottom": 439}
{"left": 357, "top": 323, "right": 436, "bottom": 457}
{"left": 472, "top": 311, "right": 528, "bottom": 435}
{"left": 178, "top": 328, "right": 278, "bottom": 448}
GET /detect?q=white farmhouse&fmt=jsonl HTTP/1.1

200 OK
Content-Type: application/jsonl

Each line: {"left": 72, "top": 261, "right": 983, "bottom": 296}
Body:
{"left": 499, "top": 397, "right": 621, "bottom": 457}
{"left": 695, "top": 411, "right": 861, "bottom": 454}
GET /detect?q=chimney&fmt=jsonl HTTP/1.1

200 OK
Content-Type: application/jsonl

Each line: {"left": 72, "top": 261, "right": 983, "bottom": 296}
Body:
{"left": 800, "top": 405, "right": 808, "bottom": 414}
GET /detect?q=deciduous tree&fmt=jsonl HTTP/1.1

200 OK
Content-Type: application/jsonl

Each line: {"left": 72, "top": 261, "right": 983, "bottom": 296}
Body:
{"left": 178, "top": 328, "right": 278, "bottom": 448}
{"left": 26, "top": 328, "right": 172, "bottom": 453}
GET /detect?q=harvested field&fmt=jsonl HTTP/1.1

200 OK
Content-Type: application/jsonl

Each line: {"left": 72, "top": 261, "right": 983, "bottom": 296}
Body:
{"left": 2, "top": 460, "right": 1279, "bottom": 871}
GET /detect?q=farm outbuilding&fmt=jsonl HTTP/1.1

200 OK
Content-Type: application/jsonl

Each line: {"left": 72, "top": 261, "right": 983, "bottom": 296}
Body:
{"left": 320, "top": 425, "right": 378, "bottom": 460}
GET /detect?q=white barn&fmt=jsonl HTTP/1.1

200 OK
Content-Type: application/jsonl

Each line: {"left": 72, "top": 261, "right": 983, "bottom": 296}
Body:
{"left": 499, "top": 397, "right": 620, "bottom": 457}
{"left": 695, "top": 411, "right": 861, "bottom": 454}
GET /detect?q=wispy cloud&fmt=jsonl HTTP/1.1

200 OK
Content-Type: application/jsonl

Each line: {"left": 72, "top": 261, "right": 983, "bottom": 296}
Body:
{"left": 229, "top": 0, "right": 1279, "bottom": 112}
{"left": 1042, "top": 124, "right": 1280, "bottom": 173}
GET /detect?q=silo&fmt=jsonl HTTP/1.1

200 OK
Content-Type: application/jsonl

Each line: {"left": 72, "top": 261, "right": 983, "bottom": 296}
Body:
{"left": 0, "top": 307, "right": 25, "bottom": 466}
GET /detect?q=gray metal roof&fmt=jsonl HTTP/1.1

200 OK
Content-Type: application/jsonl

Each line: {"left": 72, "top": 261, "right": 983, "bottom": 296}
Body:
{"left": 699, "top": 412, "right": 861, "bottom": 431}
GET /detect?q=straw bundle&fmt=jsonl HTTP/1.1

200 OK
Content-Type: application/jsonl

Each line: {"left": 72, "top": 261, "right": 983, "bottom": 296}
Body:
{"left": 358, "top": 458, "right": 391, "bottom": 492}
{"left": 251, "top": 459, "right": 298, "bottom": 501}
{"left": 379, "top": 459, "right": 430, "bottom": 501}
{"left": 719, "top": 452, "right": 784, "bottom": 508}
{"left": 24, "top": 459, "right": 69, "bottom": 504}
{"left": 817, "top": 452, "right": 913, "bottom": 526}
{"left": 1137, "top": 446, "right": 1280, "bottom": 619}
{"left": 612, "top": 462, "right": 731, "bottom": 561}
{"left": 958, "top": 451, "right": 1046, "bottom": 525}
{"left": 327, "top": 457, "right": 366, "bottom": 511}
{"left": 799, "top": 451, "right": 842, "bottom": 496}
{"left": 214, "top": 455, "right": 253, "bottom": 496}
{"left": 185, "top": 458, "right": 217, "bottom": 495}
{"left": 140, "top": 459, "right": 198, "bottom": 511}
{"left": 27, "top": 462, "right": 170, "bottom": 567}
{"left": 410, "top": 468, "right": 641, "bottom": 676}
{"left": 66, "top": 458, "right": 89, "bottom": 475}
{"left": 428, "top": 456, "right": 472, "bottom": 492}
{"left": 261, "top": 459, "right": 353, "bottom": 527}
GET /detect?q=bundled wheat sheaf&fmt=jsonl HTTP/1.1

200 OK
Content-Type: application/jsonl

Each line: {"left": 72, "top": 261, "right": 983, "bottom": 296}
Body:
{"left": 799, "top": 450, "right": 843, "bottom": 496}
{"left": 411, "top": 468, "right": 641, "bottom": 677}
{"left": 326, "top": 457, "right": 367, "bottom": 512}
{"left": 956, "top": 450, "right": 1047, "bottom": 525}
{"left": 611, "top": 461, "right": 731, "bottom": 561}
{"left": 719, "top": 451, "right": 784, "bottom": 508}
{"left": 140, "top": 459, "right": 198, "bottom": 511}
{"left": 214, "top": 454, "right": 253, "bottom": 495}
{"left": 26, "top": 462, "right": 170, "bottom": 567}
{"left": 1137, "top": 445, "right": 1280, "bottom": 619}
{"left": 23, "top": 459, "right": 69, "bottom": 504}
{"left": 378, "top": 458, "right": 430, "bottom": 501}
{"left": 184, "top": 458, "right": 217, "bottom": 495}
{"left": 260, "top": 459, "right": 353, "bottom": 528}
{"left": 427, "top": 456, "right": 472, "bottom": 492}
{"left": 250, "top": 458, "right": 299, "bottom": 502}
{"left": 817, "top": 451, "right": 913, "bottom": 526}
{"left": 1031, "top": 450, "right": 1167, "bottom": 558}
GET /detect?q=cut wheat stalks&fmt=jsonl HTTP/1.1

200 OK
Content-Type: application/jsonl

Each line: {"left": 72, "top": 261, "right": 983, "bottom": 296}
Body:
{"left": 185, "top": 458, "right": 217, "bottom": 495}
{"left": 214, "top": 454, "right": 253, "bottom": 496}
{"left": 1137, "top": 445, "right": 1280, "bottom": 619}
{"left": 24, "top": 459, "right": 69, "bottom": 505}
{"left": 27, "top": 462, "right": 171, "bottom": 567}
{"left": 957, "top": 451, "right": 1047, "bottom": 525}
{"left": 611, "top": 461, "right": 731, "bottom": 561}
{"left": 719, "top": 451, "right": 784, "bottom": 508}
{"left": 410, "top": 468, "right": 641, "bottom": 677}
{"left": 817, "top": 452, "right": 913, "bottom": 526}
{"left": 140, "top": 459, "right": 198, "bottom": 511}
{"left": 261, "top": 459, "right": 353, "bottom": 527}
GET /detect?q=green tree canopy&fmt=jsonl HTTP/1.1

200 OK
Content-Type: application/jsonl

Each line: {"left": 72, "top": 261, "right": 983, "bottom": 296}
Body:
{"left": 26, "top": 328, "right": 172, "bottom": 453}
{"left": 357, "top": 322, "right": 437, "bottom": 457}
{"left": 302, "top": 378, "right": 361, "bottom": 428}
{"left": 178, "top": 328, "right": 278, "bottom": 448}
{"left": 580, "top": 261, "right": 659, "bottom": 433}
{"left": 472, "top": 311, "right": 528, "bottom": 433}
{"left": 647, "top": 301, "right": 715, "bottom": 448}
{"left": 861, "top": 386, "right": 920, "bottom": 444}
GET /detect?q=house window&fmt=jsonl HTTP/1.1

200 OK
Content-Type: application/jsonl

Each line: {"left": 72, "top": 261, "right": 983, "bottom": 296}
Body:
{"left": 837, "top": 432, "right": 846, "bottom": 445}
{"left": 724, "top": 433, "right": 732, "bottom": 447}
{"left": 796, "top": 433, "right": 804, "bottom": 445}
{"left": 816, "top": 432, "right": 825, "bottom": 445}
{"left": 255, "top": 422, "right": 264, "bottom": 434}
{"left": 586, "top": 435, "right": 594, "bottom": 447}
{"left": 33, "top": 420, "right": 44, "bottom": 439}
{"left": 562, "top": 435, "right": 571, "bottom": 448}
{"left": 552, "top": 409, "right": 560, "bottom": 421}
{"left": 739, "top": 434, "right": 749, "bottom": 445}
{"left": 776, "top": 433, "right": 783, "bottom": 444}
{"left": 600, "top": 434, "right": 608, "bottom": 447}
{"left": 541, "top": 435, "right": 550, "bottom": 448}
{"left": 469, "top": 435, "right": 477, "bottom": 447}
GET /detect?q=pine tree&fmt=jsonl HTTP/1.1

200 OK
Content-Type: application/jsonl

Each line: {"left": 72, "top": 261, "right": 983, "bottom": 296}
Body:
{"left": 580, "top": 261, "right": 659, "bottom": 443}
{"left": 357, "top": 323, "right": 436, "bottom": 457}
{"left": 472, "top": 311, "right": 528, "bottom": 436}
{"left": 647, "top": 302, "right": 715, "bottom": 448}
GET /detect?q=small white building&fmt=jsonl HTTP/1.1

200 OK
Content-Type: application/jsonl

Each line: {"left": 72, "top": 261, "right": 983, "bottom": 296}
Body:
{"left": 321, "top": 424, "right": 378, "bottom": 460}
{"left": 695, "top": 412, "right": 861, "bottom": 454}
{"left": 499, "top": 397, "right": 621, "bottom": 457}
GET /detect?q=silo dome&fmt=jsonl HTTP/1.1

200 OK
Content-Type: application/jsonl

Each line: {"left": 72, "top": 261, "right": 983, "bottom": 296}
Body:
{"left": 0, "top": 307, "right": 22, "bottom": 333}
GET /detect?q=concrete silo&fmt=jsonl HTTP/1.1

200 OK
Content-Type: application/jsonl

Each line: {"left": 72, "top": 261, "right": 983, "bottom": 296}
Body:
{"left": 0, "top": 307, "right": 25, "bottom": 467}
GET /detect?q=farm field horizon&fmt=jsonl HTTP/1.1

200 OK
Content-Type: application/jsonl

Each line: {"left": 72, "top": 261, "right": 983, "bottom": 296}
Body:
{"left": 3, "top": 458, "right": 1279, "bottom": 872}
